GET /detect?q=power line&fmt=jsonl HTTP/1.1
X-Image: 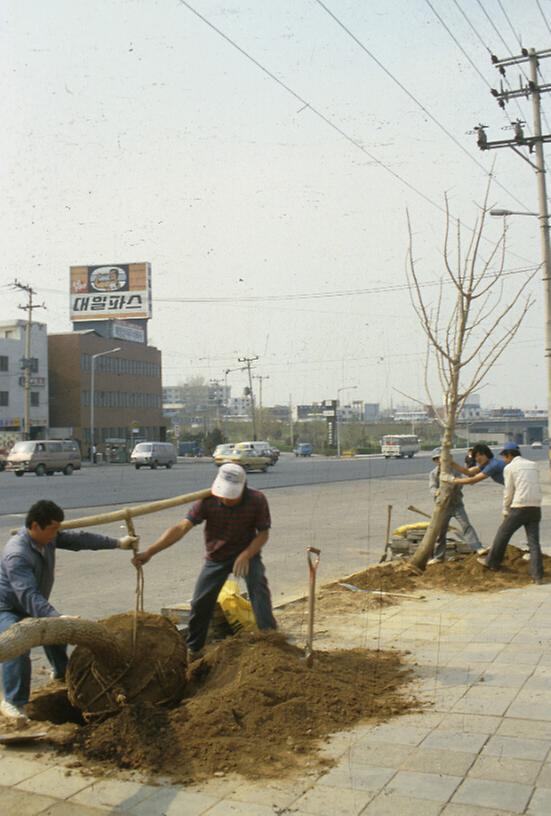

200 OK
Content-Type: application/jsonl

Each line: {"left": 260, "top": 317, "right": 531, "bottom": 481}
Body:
{"left": 536, "top": 0, "right": 551, "bottom": 37}
{"left": 451, "top": 0, "right": 532, "bottom": 132}
{"left": 154, "top": 265, "right": 537, "bottom": 304}
{"left": 314, "top": 0, "right": 531, "bottom": 211}
{"left": 176, "top": 0, "right": 532, "bottom": 228}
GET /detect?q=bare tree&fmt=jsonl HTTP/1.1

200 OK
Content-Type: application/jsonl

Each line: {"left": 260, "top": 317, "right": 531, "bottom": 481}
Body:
{"left": 406, "top": 186, "right": 535, "bottom": 571}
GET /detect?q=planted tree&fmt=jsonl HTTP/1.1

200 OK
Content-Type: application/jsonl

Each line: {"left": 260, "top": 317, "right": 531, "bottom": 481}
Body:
{"left": 407, "top": 187, "right": 535, "bottom": 571}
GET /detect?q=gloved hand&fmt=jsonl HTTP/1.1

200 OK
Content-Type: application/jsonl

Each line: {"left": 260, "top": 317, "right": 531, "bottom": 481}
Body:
{"left": 118, "top": 535, "right": 140, "bottom": 551}
{"left": 439, "top": 472, "right": 455, "bottom": 483}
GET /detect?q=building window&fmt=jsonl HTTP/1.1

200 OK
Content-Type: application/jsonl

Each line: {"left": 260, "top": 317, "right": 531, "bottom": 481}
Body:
{"left": 0, "top": 356, "right": 8, "bottom": 372}
{"left": 0, "top": 391, "right": 8, "bottom": 406}
{"left": 30, "top": 392, "right": 39, "bottom": 407}
{"left": 30, "top": 358, "right": 39, "bottom": 373}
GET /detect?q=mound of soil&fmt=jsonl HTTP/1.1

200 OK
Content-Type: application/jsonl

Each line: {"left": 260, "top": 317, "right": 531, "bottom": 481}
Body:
{"left": 343, "top": 545, "right": 550, "bottom": 595}
{"left": 46, "top": 632, "right": 416, "bottom": 783}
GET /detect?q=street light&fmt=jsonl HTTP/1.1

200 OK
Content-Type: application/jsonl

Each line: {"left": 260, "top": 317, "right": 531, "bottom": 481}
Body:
{"left": 336, "top": 385, "right": 358, "bottom": 457}
{"left": 90, "top": 348, "right": 121, "bottom": 463}
{"left": 490, "top": 209, "right": 539, "bottom": 217}
{"left": 491, "top": 207, "right": 551, "bottom": 467}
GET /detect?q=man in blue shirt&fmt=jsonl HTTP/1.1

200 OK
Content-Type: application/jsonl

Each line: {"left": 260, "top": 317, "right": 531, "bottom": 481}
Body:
{"left": 0, "top": 500, "right": 137, "bottom": 721}
{"left": 452, "top": 444, "right": 506, "bottom": 486}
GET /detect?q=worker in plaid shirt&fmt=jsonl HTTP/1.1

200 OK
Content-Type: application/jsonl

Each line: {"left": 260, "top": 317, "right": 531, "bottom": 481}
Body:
{"left": 133, "top": 463, "right": 276, "bottom": 657}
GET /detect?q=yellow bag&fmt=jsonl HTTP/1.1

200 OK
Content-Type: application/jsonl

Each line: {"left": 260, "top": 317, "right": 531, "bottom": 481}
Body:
{"left": 392, "top": 521, "right": 429, "bottom": 538}
{"left": 217, "top": 579, "right": 257, "bottom": 634}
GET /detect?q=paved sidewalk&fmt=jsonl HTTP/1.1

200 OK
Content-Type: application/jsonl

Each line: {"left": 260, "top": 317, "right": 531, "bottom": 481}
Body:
{"left": 2, "top": 579, "right": 551, "bottom": 815}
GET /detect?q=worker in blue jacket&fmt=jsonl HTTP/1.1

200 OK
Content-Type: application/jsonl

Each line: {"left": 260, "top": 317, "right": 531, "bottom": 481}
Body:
{"left": 0, "top": 500, "right": 137, "bottom": 721}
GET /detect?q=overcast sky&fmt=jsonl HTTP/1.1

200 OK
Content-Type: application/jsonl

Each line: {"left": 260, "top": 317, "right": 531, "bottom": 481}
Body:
{"left": 1, "top": 0, "right": 550, "bottom": 409}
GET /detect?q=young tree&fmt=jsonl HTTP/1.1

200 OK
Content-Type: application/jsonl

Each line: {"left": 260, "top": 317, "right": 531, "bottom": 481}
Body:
{"left": 407, "top": 188, "right": 535, "bottom": 570}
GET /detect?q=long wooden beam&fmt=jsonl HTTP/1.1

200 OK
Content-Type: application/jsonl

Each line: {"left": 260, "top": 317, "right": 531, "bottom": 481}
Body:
{"left": 59, "top": 488, "right": 212, "bottom": 530}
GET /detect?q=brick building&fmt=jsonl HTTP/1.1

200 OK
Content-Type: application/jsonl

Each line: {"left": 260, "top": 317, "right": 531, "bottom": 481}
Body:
{"left": 48, "top": 331, "right": 164, "bottom": 454}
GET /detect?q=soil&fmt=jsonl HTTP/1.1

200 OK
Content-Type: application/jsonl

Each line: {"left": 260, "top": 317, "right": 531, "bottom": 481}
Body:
{"left": 12, "top": 631, "right": 416, "bottom": 784}
{"left": 341, "top": 544, "right": 551, "bottom": 595}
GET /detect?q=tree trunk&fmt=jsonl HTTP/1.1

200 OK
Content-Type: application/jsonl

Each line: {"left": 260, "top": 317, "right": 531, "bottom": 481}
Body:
{"left": 0, "top": 616, "right": 125, "bottom": 669}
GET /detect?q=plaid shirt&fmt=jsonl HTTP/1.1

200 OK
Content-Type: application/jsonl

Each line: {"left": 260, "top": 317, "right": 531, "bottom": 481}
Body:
{"left": 186, "top": 487, "right": 271, "bottom": 562}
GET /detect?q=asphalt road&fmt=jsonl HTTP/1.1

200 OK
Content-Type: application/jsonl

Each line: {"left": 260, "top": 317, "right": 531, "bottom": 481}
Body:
{"left": 0, "top": 448, "right": 546, "bottom": 517}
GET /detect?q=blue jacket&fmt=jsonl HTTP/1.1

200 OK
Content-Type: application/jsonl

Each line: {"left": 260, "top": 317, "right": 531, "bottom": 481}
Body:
{"left": 0, "top": 527, "right": 119, "bottom": 618}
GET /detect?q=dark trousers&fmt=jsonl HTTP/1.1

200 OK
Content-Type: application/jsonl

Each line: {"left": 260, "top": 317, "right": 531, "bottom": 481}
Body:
{"left": 187, "top": 553, "right": 277, "bottom": 653}
{"left": 487, "top": 507, "right": 543, "bottom": 580}
{"left": 0, "top": 610, "right": 68, "bottom": 707}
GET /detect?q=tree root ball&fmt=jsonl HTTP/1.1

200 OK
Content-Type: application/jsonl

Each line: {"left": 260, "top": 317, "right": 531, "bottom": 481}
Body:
{"left": 67, "top": 612, "right": 187, "bottom": 721}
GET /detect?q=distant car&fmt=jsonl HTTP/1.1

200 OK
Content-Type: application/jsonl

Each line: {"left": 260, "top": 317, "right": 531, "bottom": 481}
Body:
{"left": 131, "top": 442, "right": 177, "bottom": 469}
{"left": 227, "top": 448, "right": 270, "bottom": 473}
{"left": 213, "top": 444, "right": 236, "bottom": 466}
{"left": 294, "top": 443, "right": 313, "bottom": 457}
{"left": 531, "top": 441, "right": 543, "bottom": 449}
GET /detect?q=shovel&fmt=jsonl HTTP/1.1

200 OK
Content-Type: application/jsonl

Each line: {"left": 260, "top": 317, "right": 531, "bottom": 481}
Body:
{"left": 304, "top": 547, "right": 321, "bottom": 668}
{"left": 379, "top": 504, "right": 393, "bottom": 563}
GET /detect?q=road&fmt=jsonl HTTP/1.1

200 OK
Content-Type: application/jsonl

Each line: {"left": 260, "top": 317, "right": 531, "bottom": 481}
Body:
{"left": 2, "top": 447, "right": 545, "bottom": 516}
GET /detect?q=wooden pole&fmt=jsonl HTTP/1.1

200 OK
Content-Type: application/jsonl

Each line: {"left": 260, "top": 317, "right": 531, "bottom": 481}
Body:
{"left": 59, "top": 488, "right": 212, "bottom": 530}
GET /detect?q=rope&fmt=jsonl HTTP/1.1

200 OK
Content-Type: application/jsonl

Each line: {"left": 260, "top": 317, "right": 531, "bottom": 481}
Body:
{"left": 124, "top": 509, "right": 144, "bottom": 649}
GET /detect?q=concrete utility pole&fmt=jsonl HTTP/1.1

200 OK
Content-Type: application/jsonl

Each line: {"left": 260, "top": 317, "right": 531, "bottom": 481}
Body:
{"left": 289, "top": 393, "right": 294, "bottom": 448}
{"left": 253, "top": 374, "right": 270, "bottom": 438}
{"left": 13, "top": 281, "right": 45, "bottom": 440}
{"left": 476, "top": 46, "right": 551, "bottom": 468}
{"left": 238, "top": 355, "right": 259, "bottom": 440}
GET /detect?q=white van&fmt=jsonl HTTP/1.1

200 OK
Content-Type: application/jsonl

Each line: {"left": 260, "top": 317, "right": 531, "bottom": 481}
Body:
{"left": 131, "top": 442, "right": 177, "bottom": 470}
{"left": 6, "top": 440, "right": 81, "bottom": 477}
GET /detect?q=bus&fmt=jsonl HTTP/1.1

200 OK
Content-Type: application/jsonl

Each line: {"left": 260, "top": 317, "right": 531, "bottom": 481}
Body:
{"left": 381, "top": 434, "right": 420, "bottom": 459}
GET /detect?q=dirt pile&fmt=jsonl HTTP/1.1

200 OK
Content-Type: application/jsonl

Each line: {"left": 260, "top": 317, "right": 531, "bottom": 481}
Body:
{"left": 23, "top": 632, "right": 416, "bottom": 783}
{"left": 342, "top": 545, "right": 550, "bottom": 595}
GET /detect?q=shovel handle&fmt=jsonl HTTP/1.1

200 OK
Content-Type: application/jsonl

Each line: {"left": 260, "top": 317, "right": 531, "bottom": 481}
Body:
{"left": 305, "top": 546, "right": 321, "bottom": 667}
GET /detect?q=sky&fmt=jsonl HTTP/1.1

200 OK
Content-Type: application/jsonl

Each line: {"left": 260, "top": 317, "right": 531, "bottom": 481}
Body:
{"left": 1, "top": 0, "right": 550, "bottom": 410}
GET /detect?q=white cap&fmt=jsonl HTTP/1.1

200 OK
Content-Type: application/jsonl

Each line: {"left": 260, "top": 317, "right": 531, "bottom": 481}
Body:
{"left": 211, "top": 463, "right": 246, "bottom": 499}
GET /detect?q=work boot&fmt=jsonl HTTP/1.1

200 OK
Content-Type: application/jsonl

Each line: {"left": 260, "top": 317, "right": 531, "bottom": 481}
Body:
{"left": 0, "top": 699, "right": 29, "bottom": 721}
{"left": 188, "top": 648, "right": 205, "bottom": 662}
{"left": 427, "top": 557, "right": 444, "bottom": 566}
{"left": 476, "top": 546, "right": 490, "bottom": 556}
{"left": 477, "top": 556, "right": 498, "bottom": 571}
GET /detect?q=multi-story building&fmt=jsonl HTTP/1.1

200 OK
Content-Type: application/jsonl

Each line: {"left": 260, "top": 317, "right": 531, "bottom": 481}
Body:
{"left": 48, "top": 330, "right": 164, "bottom": 454}
{"left": 0, "top": 320, "right": 49, "bottom": 440}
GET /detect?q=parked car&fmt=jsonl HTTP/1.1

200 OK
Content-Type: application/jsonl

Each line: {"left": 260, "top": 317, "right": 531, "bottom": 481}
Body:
{"left": 178, "top": 440, "right": 201, "bottom": 457}
{"left": 6, "top": 440, "right": 81, "bottom": 477}
{"left": 294, "top": 443, "right": 313, "bottom": 457}
{"left": 531, "top": 440, "right": 543, "bottom": 449}
{"left": 131, "top": 442, "right": 177, "bottom": 469}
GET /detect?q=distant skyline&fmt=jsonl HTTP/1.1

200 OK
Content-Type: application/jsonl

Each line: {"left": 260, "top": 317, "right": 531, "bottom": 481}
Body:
{"left": 1, "top": 0, "right": 549, "bottom": 409}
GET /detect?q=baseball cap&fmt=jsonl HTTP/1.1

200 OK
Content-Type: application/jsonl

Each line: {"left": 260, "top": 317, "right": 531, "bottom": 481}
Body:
{"left": 500, "top": 441, "right": 520, "bottom": 455}
{"left": 211, "top": 463, "right": 246, "bottom": 499}
{"left": 431, "top": 447, "right": 441, "bottom": 460}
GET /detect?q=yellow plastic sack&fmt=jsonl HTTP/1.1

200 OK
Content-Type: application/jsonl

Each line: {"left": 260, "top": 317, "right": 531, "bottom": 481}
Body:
{"left": 392, "top": 521, "right": 430, "bottom": 538}
{"left": 217, "top": 578, "right": 257, "bottom": 634}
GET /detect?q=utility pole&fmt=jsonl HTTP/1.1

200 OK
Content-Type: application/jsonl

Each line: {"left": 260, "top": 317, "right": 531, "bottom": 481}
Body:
{"left": 475, "top": 46, "right": 551, "bottom": 468}
{"left": 13, "top": 281, "right": 45, "bottom": 440}
{"left": 238, "top": 355, "right": 259, "bottom": 440}
{"left": 253, "top": 374, "right": 270, "bottom": 438}
{"left": 289, "top": 393, "right": 294, "bottom": 448}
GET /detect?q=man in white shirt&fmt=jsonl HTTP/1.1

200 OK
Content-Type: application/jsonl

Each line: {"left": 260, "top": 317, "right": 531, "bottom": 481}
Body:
{"left": 478, "top": 443, "right": 544, "bottom": 583}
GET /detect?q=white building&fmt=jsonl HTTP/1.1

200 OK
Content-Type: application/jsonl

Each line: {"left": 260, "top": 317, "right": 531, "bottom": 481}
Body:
{"left": 0, "top": 320, "right": 49, "bottom": 439}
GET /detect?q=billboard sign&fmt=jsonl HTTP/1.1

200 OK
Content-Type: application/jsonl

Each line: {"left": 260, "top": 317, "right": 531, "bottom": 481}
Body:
{"left": 70, "top": 263, "right": 151, "bottom": 321}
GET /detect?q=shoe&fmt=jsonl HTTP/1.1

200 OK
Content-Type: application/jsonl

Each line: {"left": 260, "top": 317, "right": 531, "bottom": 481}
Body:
{"left": 49, "top": 670, "right": 65, "bottom": 681}
{"left": 188, "top": 648, "right": 205, "bottom": 662}
{"left": 476, "top": 547, "right": 490, "bottom": 556}
{"left": 0, "top": 699, "right": 29, "bottom": 721}
{"left": 533, "top": 578, "right": 544, "bottom": 585}
{"left": 522, "top": 553, "right": 531, "bottom": 562}
{"left": 477, "top": 556, "right": 488, "bottom": 568}
{"left": 427, "top": 557, "right": 444, "bottom": 565}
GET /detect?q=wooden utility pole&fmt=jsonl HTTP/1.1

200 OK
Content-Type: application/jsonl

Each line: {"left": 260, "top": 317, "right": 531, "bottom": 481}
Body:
{"left": 253, "top": 374, "right": 270, "bottom": 438}
{"left": 238, "top": 355, "right": 259, "bottom": 440}
{"left": 13, "top": 281, "right": 45, "bottom": 440}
